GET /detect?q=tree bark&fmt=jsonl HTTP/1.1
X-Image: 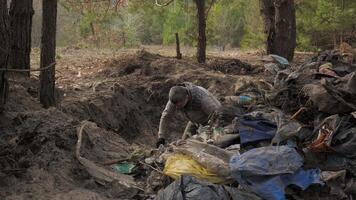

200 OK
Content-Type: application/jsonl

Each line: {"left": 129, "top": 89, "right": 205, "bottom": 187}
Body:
{"left": 0, "top": 0, "right": 10, "bottom": 112}
{"left": 260, "top": 0, "right": 275, "bottom": 55}
{"left": 274, "top": 0, "right": 296, "bottom": 61}
{"left": 9, "top": 0, "right": 34, "bottom": 75}
{"left": 260, "top": 0, "right": 296, "bottom": 61}
{"left": 195, "top": 0, "right": 206, "bottom": 63}
{"left": 175, "top": 32, "right": 182, "bottom": 59}
{"left": 39, "top": 0, "right": 57, "bottom": 108}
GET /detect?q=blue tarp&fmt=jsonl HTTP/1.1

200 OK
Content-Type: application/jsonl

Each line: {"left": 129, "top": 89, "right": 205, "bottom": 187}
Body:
{"left": 230, "top": 146, "right": 303, "bottom": 176}
{"left": 230, "top": 146, "right": 323, "bottom": 200}
{"left": 238, "top": 119, "right": 277, "bottom": 145}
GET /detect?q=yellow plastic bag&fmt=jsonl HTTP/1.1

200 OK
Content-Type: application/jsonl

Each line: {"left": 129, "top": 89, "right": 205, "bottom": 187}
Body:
{"left": 163, "top": 154, "right": 226, "bottom": 184}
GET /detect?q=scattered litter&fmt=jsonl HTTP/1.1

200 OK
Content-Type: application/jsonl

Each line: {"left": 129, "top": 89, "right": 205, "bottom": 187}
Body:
{"left": 113, "top": 162, "right": 137, "bottom": 174}
{"left": 238, "top": 117, "right": 276, "bottom": 145}
{"left": 230, "top": 146, "right": 323, "bottom": 200}
{"left": 155, "top": 176, "right": 262, "bottom": 200}
{"left": 163, "top": 154, "right": 226, "bottom": 184}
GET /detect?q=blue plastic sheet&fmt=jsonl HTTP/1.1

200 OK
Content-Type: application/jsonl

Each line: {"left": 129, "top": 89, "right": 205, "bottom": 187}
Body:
{"left": 238, "top": 119, "right": 277, "bottom": 145}
{"left": 230, "top": 146, "right": 323, "bottom": 200}
{"left": 230, "top": 146, "right": 303, "bottom": 176}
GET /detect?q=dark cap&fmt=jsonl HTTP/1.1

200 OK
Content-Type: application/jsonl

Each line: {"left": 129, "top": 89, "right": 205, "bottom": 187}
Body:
{"left": 169, "top": 86, "right": 188, "bottom": 104}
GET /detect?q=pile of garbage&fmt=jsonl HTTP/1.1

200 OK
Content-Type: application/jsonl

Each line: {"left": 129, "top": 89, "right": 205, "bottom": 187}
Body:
{"left": 146, "top": 51, "right": 356, "bottom": 200}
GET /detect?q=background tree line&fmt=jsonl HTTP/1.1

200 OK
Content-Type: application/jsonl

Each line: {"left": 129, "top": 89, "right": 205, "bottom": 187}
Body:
{"left": 29, "top": 0, "right": 355, "bottom": 51}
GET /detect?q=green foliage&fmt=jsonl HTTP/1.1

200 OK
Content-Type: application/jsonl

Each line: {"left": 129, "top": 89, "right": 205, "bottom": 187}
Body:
{"left": 162, "top": 1, "right": 196, "bottom": 45}
{"left": 208, "top": 0, "right": 247, "bottom": 48}
{"left": 78, "top": 13, "right": 94, "bottom": 38}
{"left": 54, "top": 0, "right": 356, "bottom": 51}
{"left": 128, "top": 0, "right": 166, "bottom": 44}
{"left": 296, "top": 0, "right": 356, "bottom": 50}
{"left": 240, "top": 0, "right": 265, "bottom": 49}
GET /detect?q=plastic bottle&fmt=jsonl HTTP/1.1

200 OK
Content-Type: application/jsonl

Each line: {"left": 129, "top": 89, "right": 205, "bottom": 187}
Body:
{"left": 224, "top": 95, "right": 253, "bottom": 106}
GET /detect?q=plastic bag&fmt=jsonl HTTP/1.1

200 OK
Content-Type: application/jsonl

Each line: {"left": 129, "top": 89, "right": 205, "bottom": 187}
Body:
{"left": 172, "top": 139, "right": 233, "bottom": 179}
{"left": 163, "top": 154, "right": 226, "bottom": 184}
{"left": 155, "top": 176, "right": 262, "bottom": 200}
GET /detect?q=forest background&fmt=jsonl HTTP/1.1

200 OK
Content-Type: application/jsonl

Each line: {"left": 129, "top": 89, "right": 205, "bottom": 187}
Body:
{"left": 31, "top": 0, "right": 356, "bottom": 52}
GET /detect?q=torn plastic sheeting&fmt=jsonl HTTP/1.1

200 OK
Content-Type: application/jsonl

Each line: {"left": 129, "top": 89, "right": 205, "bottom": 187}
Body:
{"left": 238, "top": 118, "right": 276, "bottom": 145}
{"left": 321, "top": 170, "right": 347, "bottom": 199}
{"left": 307, "top": 114, "right": 356, "bottom": 157}
{"left": 230, "top": 146, "right": 322, "bottom": 200}
{"left": 327, "top": 113, "right": 356, "bottom": 158}
{"left": 271, "top": 110, "right": 305, "bottom": 144}
{"left": 163, "top": 154, "right": 227, "bottom": 184}
{"left": 155, "top": 176, "right": 262, "bottom": 200}
{"left": 307, "top": 114, "right": 340, "bottom": 152}
{"left": 173, "top": 139, "right": 233, "bottom": 179}
{"left": 233, "top": 168, "right": 323, "bottom": 200}
{"left": 331, "top": 127, "right": 356, "bottom": 158}
{"left": 303, "top": 72, "right": 356, "bottom": 114}
{"left": 270, "top": 54, "right": 290, "bottom": 66}
{"left": 307, "top": 123, "right": 335, "bottom": 152}
{"left": 230, "top": 146, "right": 303, "bottom": 176}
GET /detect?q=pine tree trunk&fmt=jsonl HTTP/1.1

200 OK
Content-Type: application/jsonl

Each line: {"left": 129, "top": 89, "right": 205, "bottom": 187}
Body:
{"left": 9, "top": 0, "right": 34, "bottom": 75}
{"left": 39, "top": 0, "right": 57, "bottom": 108}
{"left": 195, "top": 0, "right": 206, "bottom": 63}
{"left": 260, "top": 0, "right": 296, "bottom": 61}
{"left": 260, "top": 0, "right": 275, "bottom": 54}
{"left": 0, "top": 0, "right": 10, "bottom": 112}
{"left": 274, "top": 0, "right": 296, "bottom": 61}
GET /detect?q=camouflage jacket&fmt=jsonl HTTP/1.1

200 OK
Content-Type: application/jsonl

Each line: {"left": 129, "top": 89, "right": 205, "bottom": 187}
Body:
{"left": 158, "top": 82, "right": 221, "bottom": 139}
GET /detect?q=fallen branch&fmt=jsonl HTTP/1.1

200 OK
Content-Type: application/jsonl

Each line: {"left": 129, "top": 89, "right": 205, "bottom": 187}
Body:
{"left": 138, "top": 160, "right": 164, "bottom": 175}
{"left": 290, "top": 107, "right": 306, "bottom": 120}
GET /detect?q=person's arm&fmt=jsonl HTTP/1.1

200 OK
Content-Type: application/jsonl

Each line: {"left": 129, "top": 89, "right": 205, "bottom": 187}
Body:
{"left": 158, "top": 101, "right": 176, "bottom": 140}
{"left": 201, "top": 92, "right": 221, "bottom": 117}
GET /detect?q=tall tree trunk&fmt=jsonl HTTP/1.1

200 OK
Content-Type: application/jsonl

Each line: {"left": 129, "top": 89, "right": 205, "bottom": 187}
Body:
{"left": 195, "top": 0, "right": 206, "bottom": 63}
{"left": 39, "top": 0, "right": 57, "bottom": 108}
{"left": 0, "top": 0, "right": 10, "bottom": 112}
{"left": 9, "top": 0, "right": 34, "bottom": 75}
{"left": 260, "top": 0, "right": 296, "bottom": 61}
{"left": 260, "top": 0, "right": 275, "bottom": 54}
{"left": 274, "top": 0, "right": 296, "bottom": 61}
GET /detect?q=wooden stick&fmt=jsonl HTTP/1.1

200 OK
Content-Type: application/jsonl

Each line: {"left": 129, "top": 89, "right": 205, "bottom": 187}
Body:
{"left": 138, "top": 160, "right": 165, "bottom": 175}
{"left": 175, "top": 33, "right": 182, "bottom": 59}
{"left": 290, "top": 107, "right": 306, "bottom": 120}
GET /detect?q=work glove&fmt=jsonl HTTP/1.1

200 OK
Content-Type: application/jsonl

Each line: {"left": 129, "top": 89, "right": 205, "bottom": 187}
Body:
{"left": 156, "top": 138, "right": 165, "bottom": 148}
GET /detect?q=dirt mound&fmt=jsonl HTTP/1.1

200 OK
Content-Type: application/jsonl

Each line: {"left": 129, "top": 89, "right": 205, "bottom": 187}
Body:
{"left": 0, "top": 84, "right": 147, "bottom": 199}
{"left": 0, "top": 49, "right": 274, "bottom": 199}
{"left": 207, "top": 58, "right": 262, "bottom": 75}
{"left": 60, "top": 83, "right": 155, "bottom": 144}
